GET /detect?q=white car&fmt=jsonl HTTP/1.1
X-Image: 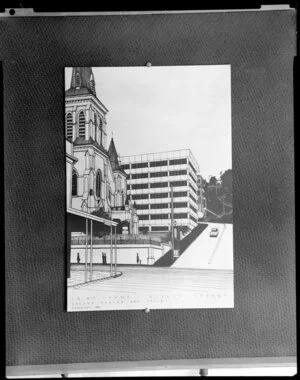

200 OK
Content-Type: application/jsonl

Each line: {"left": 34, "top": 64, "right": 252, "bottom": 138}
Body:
{"left": 210, "top": 227, "right": 219, "bottom": 237}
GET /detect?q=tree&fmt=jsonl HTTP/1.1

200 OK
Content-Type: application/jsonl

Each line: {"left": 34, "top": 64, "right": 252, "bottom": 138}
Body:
{"left": 220, "top": 169, "right": 232, "bottom": 203}
{"left": 221, "top": 169, "right": 232, "bottom": 193}
{"left": 209, "top": 176, "right": 217, "bottom": 186}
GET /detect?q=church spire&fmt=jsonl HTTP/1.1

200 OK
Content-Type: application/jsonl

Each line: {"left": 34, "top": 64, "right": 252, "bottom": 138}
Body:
{"left": 66, "top": 67, "right": 96, "bottom": 96}
{"left": 108, "top": 138, "right": 121, "bottom": 171}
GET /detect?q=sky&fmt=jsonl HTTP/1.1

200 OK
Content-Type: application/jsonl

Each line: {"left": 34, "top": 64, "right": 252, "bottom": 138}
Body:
{"left": 65, "top": 66, "right": 231, "bottom": 181}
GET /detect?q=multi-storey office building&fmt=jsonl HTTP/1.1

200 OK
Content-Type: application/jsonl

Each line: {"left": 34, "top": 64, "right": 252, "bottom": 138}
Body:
{"left": 120, "top": 150, "right": 200, "bottom": 233}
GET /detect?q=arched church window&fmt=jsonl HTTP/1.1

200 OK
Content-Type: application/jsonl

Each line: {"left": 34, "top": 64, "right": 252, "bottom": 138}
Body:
{"left": 66, "top": 113, "right": 73, "bottom": 140}
{"left": 72, "top": 169, "right": 78, "bottom": 196}
{"left": 96, "top": 170, "right": 102, "bottom": 198}
{"left": 78, "top": 111, "right": 85, "bottom": 137}
{"left": 75, "top": 72, "right": 81, "bottom": 87}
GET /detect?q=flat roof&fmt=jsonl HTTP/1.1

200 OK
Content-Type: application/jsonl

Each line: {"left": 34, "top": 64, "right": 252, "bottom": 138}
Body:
{"left": 120, "top": 149, "right": 200, "bottom": 172}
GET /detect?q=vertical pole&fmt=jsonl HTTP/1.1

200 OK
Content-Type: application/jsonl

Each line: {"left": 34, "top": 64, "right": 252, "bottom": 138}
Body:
{"left": 114, "top": 225, "right": 117, "bottom": 276}
{"left": 171, "top": 184, "right": 174, "bottom": 261}
{"left": 85, "top": 218, "right": 88, "bottom": 283}
{"left": 110, "top": 223, "right": 113, "bottom": 276}
{"left": 90, "top": 220, "right": 93, "bottom": 281}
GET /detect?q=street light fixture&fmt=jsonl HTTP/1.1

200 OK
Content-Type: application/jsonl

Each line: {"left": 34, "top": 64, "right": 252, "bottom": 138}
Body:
{"left": 173, "top": 220, "right": 179, "bottom": 258}
{"left": 198, "top": 210, "right": 204, "bottom": 219}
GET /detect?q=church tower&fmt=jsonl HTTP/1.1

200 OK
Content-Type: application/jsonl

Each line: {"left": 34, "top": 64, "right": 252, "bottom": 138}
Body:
{"left": 65, "top": 67, "right": 108, "bottom": 149}
{"left": 65, "top": 67, "right": 111, "bottom": 214}
{"left": 68, "top": 67, "right": 96, "bottom": 96}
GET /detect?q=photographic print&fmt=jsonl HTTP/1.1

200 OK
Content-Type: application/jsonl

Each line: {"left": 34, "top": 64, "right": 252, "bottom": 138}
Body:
{"left": 65, "top": 65, "right": 233, "bottom": 311}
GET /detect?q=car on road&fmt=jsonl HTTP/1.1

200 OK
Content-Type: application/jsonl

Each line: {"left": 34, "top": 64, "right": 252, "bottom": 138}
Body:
{"left": 209, "top": 227, "right": 219, "bottom": 237}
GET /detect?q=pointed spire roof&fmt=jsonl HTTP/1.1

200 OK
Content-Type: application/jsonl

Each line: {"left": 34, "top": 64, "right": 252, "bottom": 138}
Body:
{"left": 108, "top": 138, "right": 121, "bottom": 171}
{"left": 65, "top": 67, "right": 96, "bottom": 97}
{"left": 108, "top": 138, "right": 127, "bottom": 177}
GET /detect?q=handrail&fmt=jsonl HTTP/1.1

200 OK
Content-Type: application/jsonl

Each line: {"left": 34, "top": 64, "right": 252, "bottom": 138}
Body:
{"left": 71, "top": 238, "right": 162, "bottom": 247}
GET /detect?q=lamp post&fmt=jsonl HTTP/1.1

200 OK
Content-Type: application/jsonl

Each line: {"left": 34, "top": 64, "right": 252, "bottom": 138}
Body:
{"left": 90, "top": 219, "right": 93, "bottom": 281}
{"left": 173, "top": 221, "right": 178, "bottom": 258}
{"left": 114, "top": 225, "right": 117, "bottom": 276}
{"left": 85, "top": 218, "right": 88, "bottom": 283}
{"left": 110, "top": 223, "right": 113, "bottom": 276}
{"left": 170, "top": 184, "right": 174, "bottom": 260}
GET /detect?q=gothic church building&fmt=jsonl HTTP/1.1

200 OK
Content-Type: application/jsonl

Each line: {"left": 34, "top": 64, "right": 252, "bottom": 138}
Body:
{"left": 65, "top": 67, "right": 138, "bottom": 234}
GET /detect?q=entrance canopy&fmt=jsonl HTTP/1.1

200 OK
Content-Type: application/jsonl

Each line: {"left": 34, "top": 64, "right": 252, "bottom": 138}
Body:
{"left": 67, "top": 207, "right": 118, "bottom": 227}
{"left": 66, "top": 207, "right": 118, "bottom": 282}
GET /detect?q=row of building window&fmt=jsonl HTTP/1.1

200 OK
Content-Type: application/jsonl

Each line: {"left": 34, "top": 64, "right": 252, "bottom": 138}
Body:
{"left": 150, "top": 192, "right": 169, "bottom": 199}
{"left": 152, "top": 226, "right": 169, "bottom": 231}
{"left": 189, "top": 172, "right": 197, "bottom": 185}
{"left": 139, "top": 226, "right": 169, "bottom": 232}
{"left": 190, "top": 204, "right": 198, "bottom": 214}
{"left": 150, "top": 182, "right": 168, "bottom": 188}
{"left": 131, "top": 194, "right": 149, "bottom": 200}
{"left": 131, "top": 173, "right": 149, "bottom": 179}
{"left": 129, "top": 170, "right": 188, "bottom": 179}
{"left": 189, "top": 193, "right": 197, "bottom": 204}
{"left": 121, "top": 158, "right": 188, "bottom": 170}
{"left": 135, "top": 202, "right": 188, "bottom": 210}
{"left": 138, "top": 213, "right": 188, "bottom": 220}
{"left": 131, "top": 183, "right": 149, "bottom": 190}
{"left": 150, "top": 160, "right": 168, "bottom": 167}
{"left": 151, "top": 203, "right": 169, "bottom": 209}
{"left": 189, "top": 183, "right": 197, "bottom": 194}
{"left": 189, "top": 161, "right": 197, "bottom": 175}
{"left": 190, "top": 215, "right": 197, "bottom": 223}
{"left": 131, "top": 162, "right": 148, "bottom": 169}
{"left": 169, "top": 158, "right": 187, "bottom": 165}
{"left": 131, "top": 191, "right": 189, "bottom": 200}
{"left": 128, "top": 181, "right": 190, "bottom": 190}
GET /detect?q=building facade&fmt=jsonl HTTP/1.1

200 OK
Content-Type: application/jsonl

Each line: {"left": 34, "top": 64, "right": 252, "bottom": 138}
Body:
{"left": 120, "top": 149, "right": 199, "bottom": 233}
{"left": 65, "top": 67, "right": 138, "bottom": 234}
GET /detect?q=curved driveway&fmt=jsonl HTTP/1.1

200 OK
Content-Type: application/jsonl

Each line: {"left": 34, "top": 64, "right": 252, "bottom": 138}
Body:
{"left": 171, "top": 223, "right": 233, "bottom": 270}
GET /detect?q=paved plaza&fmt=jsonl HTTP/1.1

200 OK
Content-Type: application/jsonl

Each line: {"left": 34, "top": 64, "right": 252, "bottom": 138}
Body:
{"left": 68, "top": 270, "right": 116, "bottom": 287}
{"left": 68, "top": 266, "right": 233, "bottom": 311}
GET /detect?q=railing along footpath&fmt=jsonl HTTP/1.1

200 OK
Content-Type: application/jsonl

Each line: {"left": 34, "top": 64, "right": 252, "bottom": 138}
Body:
{"left": 71, "top": 236, "right": 162, "bottom": 247}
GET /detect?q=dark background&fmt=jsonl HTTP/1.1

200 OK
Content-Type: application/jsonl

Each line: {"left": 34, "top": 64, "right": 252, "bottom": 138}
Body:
{"left": 3, "top": 10, "right": 296, "bottom": 366}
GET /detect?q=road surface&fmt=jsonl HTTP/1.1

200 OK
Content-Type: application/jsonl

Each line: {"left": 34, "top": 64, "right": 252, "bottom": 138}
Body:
{"left": 172, "top": 223, "right": 233, "bottom": 270}
{"left": 68, "top": 265, "right": 233, "bottom": 311}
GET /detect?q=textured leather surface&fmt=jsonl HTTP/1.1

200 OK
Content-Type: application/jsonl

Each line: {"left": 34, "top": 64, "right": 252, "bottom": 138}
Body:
{"left": 2, "top": 11, "right": 296, "bottom": 366}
